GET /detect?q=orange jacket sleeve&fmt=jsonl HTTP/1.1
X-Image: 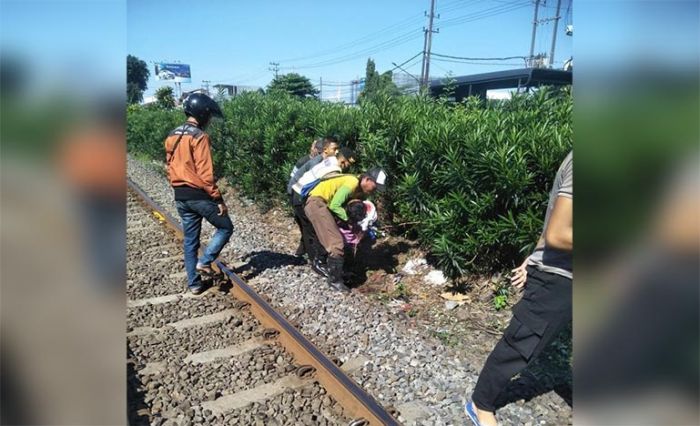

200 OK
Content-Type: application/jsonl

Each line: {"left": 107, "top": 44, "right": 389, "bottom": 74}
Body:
{"left": 191, "top": 134, "right": 222, "bottom": 201}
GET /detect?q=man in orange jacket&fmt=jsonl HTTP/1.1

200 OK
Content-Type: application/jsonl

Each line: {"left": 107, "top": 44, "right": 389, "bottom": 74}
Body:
{"left": 164, "top": 93, "right": 233, "bottom": 295}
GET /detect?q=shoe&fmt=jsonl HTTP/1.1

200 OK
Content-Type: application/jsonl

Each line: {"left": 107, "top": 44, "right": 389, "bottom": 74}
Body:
{"left": 311, "top": 258, "right": 330, "bottom": 278}
{"left": 326, "top": 256, "right": 350, "bottom": 293}
{"left": 189, "top": 285, "right": 205, "bottom": 295}
{"left": 328, "top": 279, "right": 350, "bottom": 293}
{"left": 464, "top": 400, "right": 482, "bottom": 426}
{"left": 196, "top": 263, "right": 214, "bottom": 275}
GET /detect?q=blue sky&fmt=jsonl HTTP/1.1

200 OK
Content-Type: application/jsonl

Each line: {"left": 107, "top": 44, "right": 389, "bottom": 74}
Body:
{"left": 128, "top": 0, "right": 574, "bottom": 100}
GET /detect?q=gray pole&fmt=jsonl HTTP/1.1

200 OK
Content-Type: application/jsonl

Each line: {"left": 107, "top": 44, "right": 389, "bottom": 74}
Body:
{"left": 549, "top": 0, "right": 563, "bottom": 68}
{"left": 423, "top": 0, "right": 437, "bottom": 91}
{"left": 420, "top": 25, "right": 429, "bottom": 90}
{"left": 269, "top": 62, "right": 280, "bottom": 78}
{"left": 529, "top": 0, "right": 541, "bottom": 66}
{"left": 320, "top": 77, "right": 323, "bottom": 100}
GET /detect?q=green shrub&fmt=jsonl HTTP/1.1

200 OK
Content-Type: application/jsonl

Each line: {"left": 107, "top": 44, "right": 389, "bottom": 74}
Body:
{"left": 127, "top": 87, "right": 572, "bottom": 276}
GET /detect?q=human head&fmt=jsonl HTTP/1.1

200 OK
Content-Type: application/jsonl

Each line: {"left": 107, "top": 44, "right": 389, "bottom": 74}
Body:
{"left": 346, "top": 199, "right": 366, "bottom": 223}
{"left": 360, "top": 167, "right": 387, "bottom": 194}
{"left": 183, "top": 93, "right": 223, "bottom": 129}
{"left": 336, "top": 147, "right": 357, "bottom": 171}
{"left": 321, "top": 136, "right": 339, "bottom": 158}
{"left": 310, "top": 138, "right": 325, "bottom": 156}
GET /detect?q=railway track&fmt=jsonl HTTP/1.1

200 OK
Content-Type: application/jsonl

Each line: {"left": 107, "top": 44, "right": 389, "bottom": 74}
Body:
{"left": 127, "top": 180, "right": 400, "bottom": 426}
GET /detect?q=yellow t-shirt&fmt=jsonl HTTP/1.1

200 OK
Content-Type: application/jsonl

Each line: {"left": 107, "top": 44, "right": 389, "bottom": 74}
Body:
{"left": 308, "top": 175, "right": 359, "bottom": 220}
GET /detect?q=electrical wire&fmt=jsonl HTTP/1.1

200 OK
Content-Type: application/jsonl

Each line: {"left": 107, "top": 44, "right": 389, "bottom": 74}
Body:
{"left": 390, "top": 51, "right": 424, "bottom": 72}
{"left": 280, "top": 29, "right": 423, "bottom": 70}
{"left": 432, "top": 57, "right": 525, "bottom": 66}
{"left": 438, "top": 0, "right": 491, "bottom": 15}
{"left": 430, "top": 52, "right": 528, "bottom": 61}
{"left": 439, "top": 1, "right": 531, "bottom": 30}
{"left": 278, "top": 12, "right": 425, "bottom": 63}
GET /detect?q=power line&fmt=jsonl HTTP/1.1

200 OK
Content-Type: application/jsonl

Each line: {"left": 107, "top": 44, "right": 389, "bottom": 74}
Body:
{"left": 278, "top": 12, "right": 425, "bottom": 63}
{"left": 441, "top": 0, "right": 528, "bottom": 24}
{"left": 391, "top": 51, "right": 424, "bottom": 72}
{"left": 440, "top": 1, "right": 530, "bottom": 29}
{"left": 431, "top": 52, "right": 528, "bottom": 61}
{"left": 439, "top": 0, "right": 492, "bottom": 15}
{"left": 280, "top": 29, "right": 423, "bottom": 70}
{"left": 209, "top": 66, "right": 268, "bottom": 84}
{"left": 432, "top": 57, "right": 525, "bottom": 66}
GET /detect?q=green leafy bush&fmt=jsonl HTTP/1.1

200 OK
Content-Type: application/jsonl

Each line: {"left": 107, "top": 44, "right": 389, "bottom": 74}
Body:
{"left": 127, "top": 87, "right": 572, "bottom": 276}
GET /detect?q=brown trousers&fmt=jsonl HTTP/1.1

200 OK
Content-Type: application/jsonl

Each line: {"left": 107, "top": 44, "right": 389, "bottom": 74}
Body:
{"left": 304, "top": 196, "right": 344, "bottom": 258}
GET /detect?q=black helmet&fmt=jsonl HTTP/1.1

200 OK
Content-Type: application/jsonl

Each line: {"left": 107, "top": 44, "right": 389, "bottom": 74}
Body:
{"left": 183, "top": 93, "right": 223, "bottom": 125}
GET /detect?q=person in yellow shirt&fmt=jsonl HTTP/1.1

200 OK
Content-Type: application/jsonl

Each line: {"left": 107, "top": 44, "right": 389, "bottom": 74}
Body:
{"left": 304, "top": 167, "right": 387, "bottom": 292}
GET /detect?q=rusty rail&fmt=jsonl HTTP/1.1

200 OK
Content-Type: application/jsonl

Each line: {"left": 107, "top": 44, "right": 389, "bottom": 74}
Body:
{"left": 127, "top": 178, "right": 400, "bottom": 425}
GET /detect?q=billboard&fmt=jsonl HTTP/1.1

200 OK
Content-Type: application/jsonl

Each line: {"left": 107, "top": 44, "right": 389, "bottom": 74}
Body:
{"left": 154, "top": 63, "right": 191, "bottom": 83}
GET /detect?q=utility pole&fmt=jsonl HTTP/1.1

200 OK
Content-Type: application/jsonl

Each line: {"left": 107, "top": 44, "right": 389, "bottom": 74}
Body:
{"left": 420, "top": 0, "right": 438, "bottom": 92}
{"left": 319, "top": 77, "right": 323, "bottom": 101}
{"left": 202, "top": 80, "right": 210, "bottom": 96}
{"left": 528, "top": 0, "right": 541, "bottom": 67}
{"left": 549, "top": 0, "right": 563, "bottom": 68}
{"left": 268, "top": 61, "right": 280, "bottom": 78}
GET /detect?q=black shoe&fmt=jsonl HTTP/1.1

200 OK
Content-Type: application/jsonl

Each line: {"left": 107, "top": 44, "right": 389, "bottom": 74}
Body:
{"left": 311, "top": 258, "right": 330, "bottom": 278}
{"left": 189, "top": 285, "right": 205, "bottom": 295}
{"left": 326, "top": 256, "right": 350, "bottom": 293}
{"left": 189, "top": 281, "right": 211, "bottom": 295}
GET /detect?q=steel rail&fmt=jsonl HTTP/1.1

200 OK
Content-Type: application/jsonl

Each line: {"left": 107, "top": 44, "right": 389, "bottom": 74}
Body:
{"left": 127, "top": 178, "right": 400, "bottom": 426}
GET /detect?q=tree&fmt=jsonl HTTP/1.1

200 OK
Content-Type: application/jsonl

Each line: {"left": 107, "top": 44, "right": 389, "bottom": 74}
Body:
{"left": 155, "top": 86, "right": 176, "bottom": 109}
{"left": 439, "top": 71, "right": 458, "bottom": 102}
{"left": 267, "top": 73, "right": 318, "bottom": 98}
{"left": 358, "top": 58, "right": 401, "bottom": 104}
{"left": 127, "top": 55, "right": 150, "bottom": 104}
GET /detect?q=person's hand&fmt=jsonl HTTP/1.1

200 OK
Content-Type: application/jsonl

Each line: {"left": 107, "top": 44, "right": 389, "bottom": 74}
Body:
{"left": 510, "top": 257, "right": 529, "bottom": 289}
{"left": 218, "top": 203, "right": 228, "bottom": 216}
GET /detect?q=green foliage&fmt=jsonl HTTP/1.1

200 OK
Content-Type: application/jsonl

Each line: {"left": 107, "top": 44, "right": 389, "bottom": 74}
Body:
{"left": 492, "top": 279, "right": 511, "bottom": 311}
{"left": 126, "top": 104, "right": 181, "bottom": 161}
{"left": 127, "top": 55, "right": 150, "bottom": 104}
{"left": 155, "top": 86, "right": 176, "bottom": 109}
{"left": 392, "top": 282, "right": 410, "bottom": 300}
{"left": 440, "top": 72, "right": 458, "bottom": 101}
{"left": 358, "top": 58, "right": 401, "bottom": 104}
{"left": 127, "top": 86, "right": 572, "bottom": 275}
{"left": 267, "top": 73, "right": 319, "bottom": 99}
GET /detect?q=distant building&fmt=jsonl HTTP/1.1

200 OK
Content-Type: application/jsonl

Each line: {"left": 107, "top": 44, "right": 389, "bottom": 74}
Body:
{"left": 212, "top": 84, "right": 261, "bottom": 100}
{"left": 141, "top": 95, "right": 157, "bottom": 106}
{"left": 179, "top": 88, "right": 210, "bottom": 104}
{"left": 392, "top": 71, "right": 420, "bottom": 95}
{"left": 430, "top": 68, "right": 572, "bottom": 102}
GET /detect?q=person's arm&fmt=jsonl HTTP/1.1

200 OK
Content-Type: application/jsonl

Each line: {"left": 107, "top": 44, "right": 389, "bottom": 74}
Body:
{"left": 328, "top": 186, "right": 353, "bottom": 221}
{"left": 544, "top": 195, "right": 573, "bottom": 251}
{"left": 192, "top": 134, "right": 223, "bottom": 202}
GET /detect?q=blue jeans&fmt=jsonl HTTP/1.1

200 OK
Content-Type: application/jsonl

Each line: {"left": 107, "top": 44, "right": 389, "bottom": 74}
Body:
{"left": 175, "top": 199, "right": 234, "bottom": 289}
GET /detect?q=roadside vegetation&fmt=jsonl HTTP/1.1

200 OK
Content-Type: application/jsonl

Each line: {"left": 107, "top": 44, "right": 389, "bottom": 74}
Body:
{"left": 127, "top": 84, "right": 572, "bottom": 281}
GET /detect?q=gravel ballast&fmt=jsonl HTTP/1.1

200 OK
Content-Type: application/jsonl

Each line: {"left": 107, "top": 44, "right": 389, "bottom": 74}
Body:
{"left": 127, "top": 190, "right": 349, "bottom": 426}
{"left": 128, "top": 155, "right": 572, "bottom": 425}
